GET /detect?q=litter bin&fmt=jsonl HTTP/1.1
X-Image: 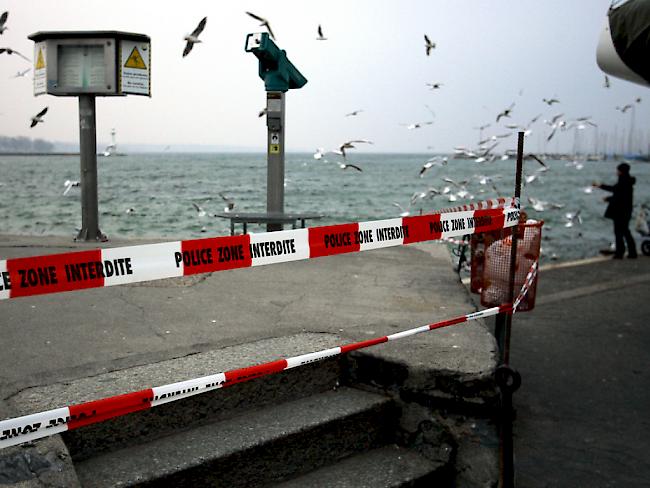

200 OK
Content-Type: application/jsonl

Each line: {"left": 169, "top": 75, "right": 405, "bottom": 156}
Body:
{"left": 470, "top": 229, "right": 511, "bottom": 294}
{"left": 480, "top": 220, "right": 543, "bottom": 312}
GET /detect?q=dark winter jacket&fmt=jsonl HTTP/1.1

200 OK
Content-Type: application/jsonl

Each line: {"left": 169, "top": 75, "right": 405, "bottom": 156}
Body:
{"left": 600, "top": 174, "right": 636, "bottom": 220}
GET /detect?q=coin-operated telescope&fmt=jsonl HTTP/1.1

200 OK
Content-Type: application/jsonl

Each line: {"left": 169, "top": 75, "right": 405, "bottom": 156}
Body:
{"left": 245, "top": 32, "right": 307, "bottom": 92}
{"left": 245, "top": 32, "right": 307, "bottom": 231}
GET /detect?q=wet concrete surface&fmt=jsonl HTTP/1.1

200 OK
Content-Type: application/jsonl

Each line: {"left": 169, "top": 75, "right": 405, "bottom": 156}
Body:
{"left": 510, "top": 257, "right": 650, "bottom": 487}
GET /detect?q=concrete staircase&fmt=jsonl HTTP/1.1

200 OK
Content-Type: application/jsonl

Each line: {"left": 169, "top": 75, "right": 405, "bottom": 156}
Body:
{"left": 5, "top": 332, "right": 497, "bottom": 487}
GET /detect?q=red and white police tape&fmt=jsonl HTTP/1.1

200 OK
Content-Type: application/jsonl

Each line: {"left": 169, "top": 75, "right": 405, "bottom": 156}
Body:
{"left": 437, "top": 197, "right": 518, "bottom": 214}
{"left": 0, "top": 302, "right": 516, "bottom": 450}
{"left": 513, "top": 260, "right": 539, "bottom": 313}
{"left": 0, "top": 203, "right": 520, "bottom": 300}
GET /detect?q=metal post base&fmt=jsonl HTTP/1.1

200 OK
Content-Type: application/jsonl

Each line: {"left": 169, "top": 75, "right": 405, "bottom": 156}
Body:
{"left": 75, "top": 228, "right": 107, "bottom": 242}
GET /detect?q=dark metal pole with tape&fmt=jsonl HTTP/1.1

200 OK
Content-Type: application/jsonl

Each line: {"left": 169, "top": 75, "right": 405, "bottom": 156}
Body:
{"left": 246, "top": 32, "right": 307, "bottom": 232}
{"left": 496, "top": 131, "right": 524, "bottom": 488}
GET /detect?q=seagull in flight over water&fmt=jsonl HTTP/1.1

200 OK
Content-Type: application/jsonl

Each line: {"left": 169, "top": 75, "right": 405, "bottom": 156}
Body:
{"left": 30, "top": 106, "right": 48, "bottom": 128}
{"left": 316, "top": 25, "right": 327, "bottom": 41}
{"left": 192, "top": 203, "right": 208, "bottom": 217}
{"left": 219, "top": 192, "right": 235, "bottom": 213}
{"left": 183, "top": 17, "right": 207, "bottom": 57}
{"left": 419, "top": 156, "right": 448, "bottom": 177}
{"left": 337, "top": 139, "right": 373, "bottom": 158}
{"left": 246, "top": 12, "right": 275, "bottom": 40}
{"left": 338, "top": 162, "right": 363, "bottom": 172}
{"left": 63, "top": 180, "right": 80, "bottom": 196}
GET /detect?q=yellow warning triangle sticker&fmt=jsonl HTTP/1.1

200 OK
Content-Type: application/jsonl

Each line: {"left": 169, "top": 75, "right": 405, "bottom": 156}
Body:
{"left": 35, "top": 49, "right": 45, "bottom": 70}
{"left": 124, "top": 46, "right": 147, "bottom": 69}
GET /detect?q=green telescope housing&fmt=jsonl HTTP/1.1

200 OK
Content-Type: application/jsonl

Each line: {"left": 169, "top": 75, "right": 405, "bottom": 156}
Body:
{"left": 245, "top": 32, "right": 307, "bottom": 92}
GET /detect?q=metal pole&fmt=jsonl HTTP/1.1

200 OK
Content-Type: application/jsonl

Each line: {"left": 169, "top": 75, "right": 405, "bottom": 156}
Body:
{"left": 76, "top": 94, "right": 105, "bottom": 241}
{"left": 496, "top": 131, "right": 524, "bottom": 488}
{"left": 266, "top": 91, "right": 286, "bottom": 232}
{"left": 502, "top": 132, "right": 524, "bottom": 363}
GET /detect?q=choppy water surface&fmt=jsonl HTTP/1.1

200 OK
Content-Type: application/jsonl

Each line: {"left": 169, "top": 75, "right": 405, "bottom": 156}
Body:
{"left": 1, "top": 153, "right": 648, "bottom": 262}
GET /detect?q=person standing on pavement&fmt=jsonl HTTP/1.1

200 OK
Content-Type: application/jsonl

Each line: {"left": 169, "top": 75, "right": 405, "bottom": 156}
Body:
{"left": 593, "top": 162, "right": 638, "bottom": 259}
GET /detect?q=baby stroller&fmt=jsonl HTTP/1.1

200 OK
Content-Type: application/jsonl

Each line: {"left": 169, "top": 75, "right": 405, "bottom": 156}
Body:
{"left": 636, "top": 205, "right": 650, "bottom": 256}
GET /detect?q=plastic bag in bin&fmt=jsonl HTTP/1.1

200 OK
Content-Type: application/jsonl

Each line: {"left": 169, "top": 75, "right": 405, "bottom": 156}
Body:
{"left": 480, "top": 220, "right": 543, "bottom": 312}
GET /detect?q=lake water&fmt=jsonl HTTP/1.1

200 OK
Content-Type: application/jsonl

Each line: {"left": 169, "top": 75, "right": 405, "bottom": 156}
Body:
{"left": 1, "top": 153, "right": 648, "bottom": 262}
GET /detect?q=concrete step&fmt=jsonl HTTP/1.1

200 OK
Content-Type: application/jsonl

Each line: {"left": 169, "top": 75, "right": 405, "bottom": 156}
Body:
{"left": 74, "top": 387, "right": 397, "bottom": 488}
{"left": 272, "top": 444, "right": 450, "bottom": 488}
{"left": 9, "top": 334, "right": 343, "bottom": 461}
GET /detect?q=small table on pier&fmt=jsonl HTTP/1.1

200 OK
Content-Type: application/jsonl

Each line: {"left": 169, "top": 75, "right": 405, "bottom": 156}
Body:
{"left": 215, "top": 212, "right": 324, "bottom": 236}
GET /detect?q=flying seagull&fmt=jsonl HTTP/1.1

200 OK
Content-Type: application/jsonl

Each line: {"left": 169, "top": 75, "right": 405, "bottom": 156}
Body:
{"left": 401, "top": 120, "right": 434, "bottom": 130}
{"left": 63, "top": 179, "right": 80, "bottom": 196}
{"left": 424, "top": 34, "right": 435, "bottom": 55}
{"left": 246, "top": 12, "right": 275, "bottom": 40}
{"left": 550, "top": 113, "right": 565, "bottom": 124}
{"left": 603, "top": 75, "right": 610, "bottom": 88}
{"left": 0, "top": 11, "right": 8, "bottom": 35}
{"left": 316, "top": 24, "right": 327, "bottom": 41}
{"left": 542, "top": 97, "right": 560, "bottom": 106}
{"left": 345, "top": 109, "right": 363, "bottom": 117}
{"left": 192, "top": 203, "right": 207, "bottom": 217}
{"left": 219, "top": 192, "right": 235, "bottom": 213}
{"left": 525, "top": 153, "right": 548, "bottom": 170}
{"left": 337, "top": 139, "right": 373, "bottom": 158}
{"left": 564, "top": 210, "right": 582, "bottom": 228}
{"left": 313, "top": 148, "right": 326, "bottom": 160}
{"left": 30, "top": 106, "right": 48, "bottom": 128}
{"left": 183, "top": 17, "right": 207, "bottom": 57}
{"left": 11, "top": 67, "right": 30, "bottom": 79}
{"left": 616, "top": 104, "right": 633, "bottom": 113}
{"left": 0, "top": 47, "right": 30, "bottom": 62}
{"left": 425, "top": 82, "right": 443, "bottom": 90}
{"left": 102, "top": 143, "right": 116, "bottom": 157}
{"left": 392, "top": 202, "right": 410, "bottom": 217}
{"left": 419, "top": 156, "right": 448, "bottom": 177}
{"left": 338, "top": 162, "right": 363, "bottom": 172}
{"left": 496, "top": 103, "right": 514, "bottom": 122}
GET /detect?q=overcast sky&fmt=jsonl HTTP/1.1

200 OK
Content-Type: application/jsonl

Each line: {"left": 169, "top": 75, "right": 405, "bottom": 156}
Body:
{"left": 0, "top": 0, "right": 648, "bottom": 153}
